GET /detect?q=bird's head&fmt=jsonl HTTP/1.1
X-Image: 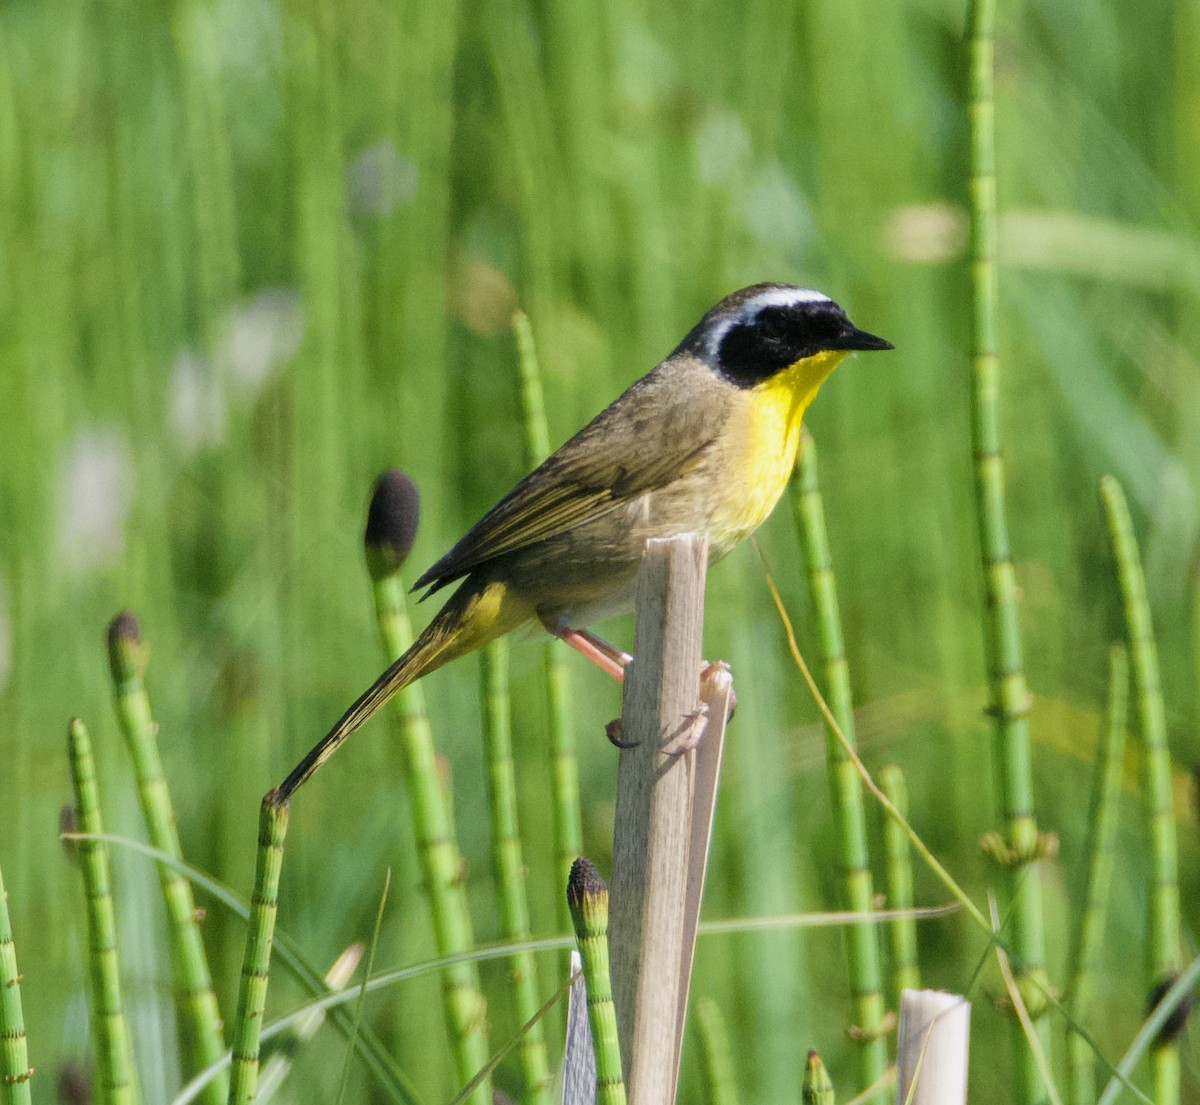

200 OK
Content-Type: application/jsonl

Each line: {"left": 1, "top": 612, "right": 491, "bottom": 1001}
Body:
{"left": 684, "top": 283, "right": 893, "bottom": 389}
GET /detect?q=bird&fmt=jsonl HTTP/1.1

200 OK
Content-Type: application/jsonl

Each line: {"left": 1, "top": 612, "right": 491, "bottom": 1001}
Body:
{"left": 277, "top": 283, "right": 892, "bottom": 798}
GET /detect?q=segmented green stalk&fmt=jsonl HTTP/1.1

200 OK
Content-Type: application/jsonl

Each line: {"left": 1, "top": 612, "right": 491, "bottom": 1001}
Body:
{"left": 67, "top": 718, "right": 141, "bottom": 1105}
{"left": 790, "top": 433, "right": 888, "bottom": 1086}
{"left": 105, "top": 613, "right": 227, "bottom": 1105}
{"left": 566, "top": 859, "right": 625, "bottom": 1105}
{"left": 1100, "top": 477, "right": 1181, "bottom": 1105}
{"left": 965, "top": 0, "right": 1053, "bottom": 1094}
{"left": 480, "top": 640, "right": 551, "bottom": 1105}
{"left": 1066, "top": 645, "right": 1129, "bottom": 1105}
{"left": 694, "top": 999, "right": 739, "bottom": 1105}
{"left": 0, "top": 864, "right": 32, "bottom": 1105}
{"left": 879, "top": 765, "right": 920, "bottom": 997}
{"left": 513, "top": 309, "right": 582, "bottom": 933}
{"left": 802, "top": 1050, "right": 835, "bottom": 1105}
{"left": 228, "top": 792, "right": 289, "bottom": 1105}
{"left": 364, "top": 471, "right": 491, "bottom": 1105}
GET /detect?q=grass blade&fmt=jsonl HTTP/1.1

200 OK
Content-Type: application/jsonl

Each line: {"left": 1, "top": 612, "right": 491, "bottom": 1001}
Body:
{"left": 335, "top": 871, "right": 390, "bottom": 1105}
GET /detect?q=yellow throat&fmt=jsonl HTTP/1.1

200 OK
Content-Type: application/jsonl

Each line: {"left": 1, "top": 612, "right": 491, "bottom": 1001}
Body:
{"left": 715, "top": 349, "right": 849, "bottom": 550}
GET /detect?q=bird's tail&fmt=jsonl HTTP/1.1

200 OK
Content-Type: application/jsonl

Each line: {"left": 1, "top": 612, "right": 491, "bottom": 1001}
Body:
{"left": 275, "top": 578, "right": 529, "bottom": 799}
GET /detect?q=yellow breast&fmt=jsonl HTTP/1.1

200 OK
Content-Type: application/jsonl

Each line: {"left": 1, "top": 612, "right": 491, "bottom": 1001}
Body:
{"left": 709, "top": 350, "right": 847, "bottom": 555}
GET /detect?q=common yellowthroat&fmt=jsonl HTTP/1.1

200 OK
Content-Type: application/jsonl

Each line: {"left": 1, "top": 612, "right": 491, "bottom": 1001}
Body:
{"left": 278, "top": 283, "right": 891, "bottom": 797}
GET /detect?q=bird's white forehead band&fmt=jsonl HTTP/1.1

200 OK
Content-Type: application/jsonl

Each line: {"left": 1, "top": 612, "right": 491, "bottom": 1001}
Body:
{"left": 706, "top": 287, "right": 832, "bottom": 356}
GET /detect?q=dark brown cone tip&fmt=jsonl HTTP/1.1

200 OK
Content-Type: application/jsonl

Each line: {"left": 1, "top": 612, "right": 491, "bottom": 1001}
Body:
{"left": 107, "top": 610, "right": 141, "bottom": 645}
{"left": 106, "top": 610, "right": 147, "bottom": 682}
{"left": 1147, "top": 973, "right": 1195, "bottom": 1047}
{"left": 57, "top": 1060, "right": 92, "bottom": 1105}
{"left": 566, "top": 856, "right": 608, "bottom": 909}
{"left": 364, "top": 469, "right": 421, "bottom": 579}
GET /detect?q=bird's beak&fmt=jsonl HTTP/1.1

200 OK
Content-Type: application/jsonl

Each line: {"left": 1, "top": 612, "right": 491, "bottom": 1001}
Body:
{"left": 828, "top": 326, "right": 894, "bottom": 352}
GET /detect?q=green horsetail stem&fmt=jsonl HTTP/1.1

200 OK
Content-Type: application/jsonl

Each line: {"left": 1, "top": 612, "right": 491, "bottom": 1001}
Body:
{"left": 480, "top": 640, "right": 551, "bottom": 1105}
{"left": 802, "top": 1050, "right": 835, "bottom": 1105}
{"left": 1066, "top": 645, "right": 1129, "bottom": 1105}
{"left": 0, "top": 864, "right": 33, "bottom": 1105}
{"left": 694, "top": 998, "right": 739, "bottom": 1105}
{"left": 364, "top": 471, "right": 492, "bottom": 1105}
{"left": 105, "top": 613, "right": 227, "bottom": 1105}
{"left": 965, "top": 0, "right": 1054, "bottom": 1095}
{"left": 566, "top": 859, "right": 625, "bottom": 1105}
{"left": 513, "top": 310, "right": 583, "bottom": 934}
{"left": 1099, "top": 476, "right": 1182, "bottom": 1105}
{"left": 228, "top": 792, "right": 289, "bottom": 1105}
{"left": 790, "top": 432, "right": 889, "bottom": 1088}
{"left": 879, "top": 765, "right": 921, "bottom": 998}
{"left": 67, "top": 718, "right": 141, "bottom": 1105}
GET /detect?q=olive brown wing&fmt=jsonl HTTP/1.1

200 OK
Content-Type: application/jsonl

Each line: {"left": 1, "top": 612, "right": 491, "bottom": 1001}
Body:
{"left": 412, "top": 374, "right": 720, "bottom": 596}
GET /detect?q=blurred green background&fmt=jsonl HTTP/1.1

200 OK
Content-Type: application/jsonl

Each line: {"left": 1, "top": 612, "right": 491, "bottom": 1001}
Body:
{"left": 1, "top": 0, "right": 1197, "bottom": 1100}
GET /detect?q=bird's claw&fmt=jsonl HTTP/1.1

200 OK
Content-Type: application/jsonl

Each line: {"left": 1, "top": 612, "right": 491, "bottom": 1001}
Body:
{"left": 605, "top": 717, "right": 638, "bottom": 749}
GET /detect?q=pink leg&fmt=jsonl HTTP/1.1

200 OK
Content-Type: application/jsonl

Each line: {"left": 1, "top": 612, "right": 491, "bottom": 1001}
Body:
{"left": 552, "top": 627, "right": 630, "bottom": 681}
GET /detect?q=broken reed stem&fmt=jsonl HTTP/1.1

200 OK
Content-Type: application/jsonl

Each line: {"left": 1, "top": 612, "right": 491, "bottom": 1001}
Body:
{"left": 790, "top": 433, "right": 888, "bottom": 1085}
{"left": 694, "top": 999, "right": 739, "bottom": 1105}
{"left": 228, "top": 792, "right": 289, "bottom": 1105}
{"left": 895, "top": 990, "right": 971, "bottom": 1105}
{"left": 364, "top": 471, "right": 491, "bottom": 1105}
{"left": 1066, "top": 644, "right": 1129, "bottom": 1105}
{"left": 880, "top": 765, "right": 921, "bottom": 997}
{"left": 1099, "top": 476, "right": 1182, "bottom": 1105}
{"left": 105, "top": 613, "right": 227, "bottom": 1105}
{"left": 480, "top": 640, "right": 551, "bottom": 1105}
{"left": 67, "top": 718, "right": 141, "bottom": 1105}
{"left": 0, "top": 863, "right": 33, "bottom": 1105}
{"left": 567, "top": 859, "right": 626, "bottom": 1105}
{"left": 965, "top": 0, "right": 1053, "bottom": 1094}
{"left": 513, "top": 309, "right": 583, "bottom": 936}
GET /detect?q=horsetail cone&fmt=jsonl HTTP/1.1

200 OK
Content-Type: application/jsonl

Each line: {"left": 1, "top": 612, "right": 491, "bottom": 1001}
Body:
{"left": 107, "top": 610, "right": 148, "bottom": 684}
{"left": 364, "top": 469, "right": 421, "bottom": 581}
{"left": 567, "top": 857, "right": 610, "bottom": 936}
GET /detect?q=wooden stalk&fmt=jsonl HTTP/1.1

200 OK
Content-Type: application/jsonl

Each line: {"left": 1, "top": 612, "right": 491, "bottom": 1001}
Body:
{"left": 608, "top": 534, "right": 732, "bottom": 1105}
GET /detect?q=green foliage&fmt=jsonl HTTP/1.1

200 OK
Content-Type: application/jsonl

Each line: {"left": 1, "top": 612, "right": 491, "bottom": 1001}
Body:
{"left": 0, "top": 0, "right": 1196, "bottom": 1102}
